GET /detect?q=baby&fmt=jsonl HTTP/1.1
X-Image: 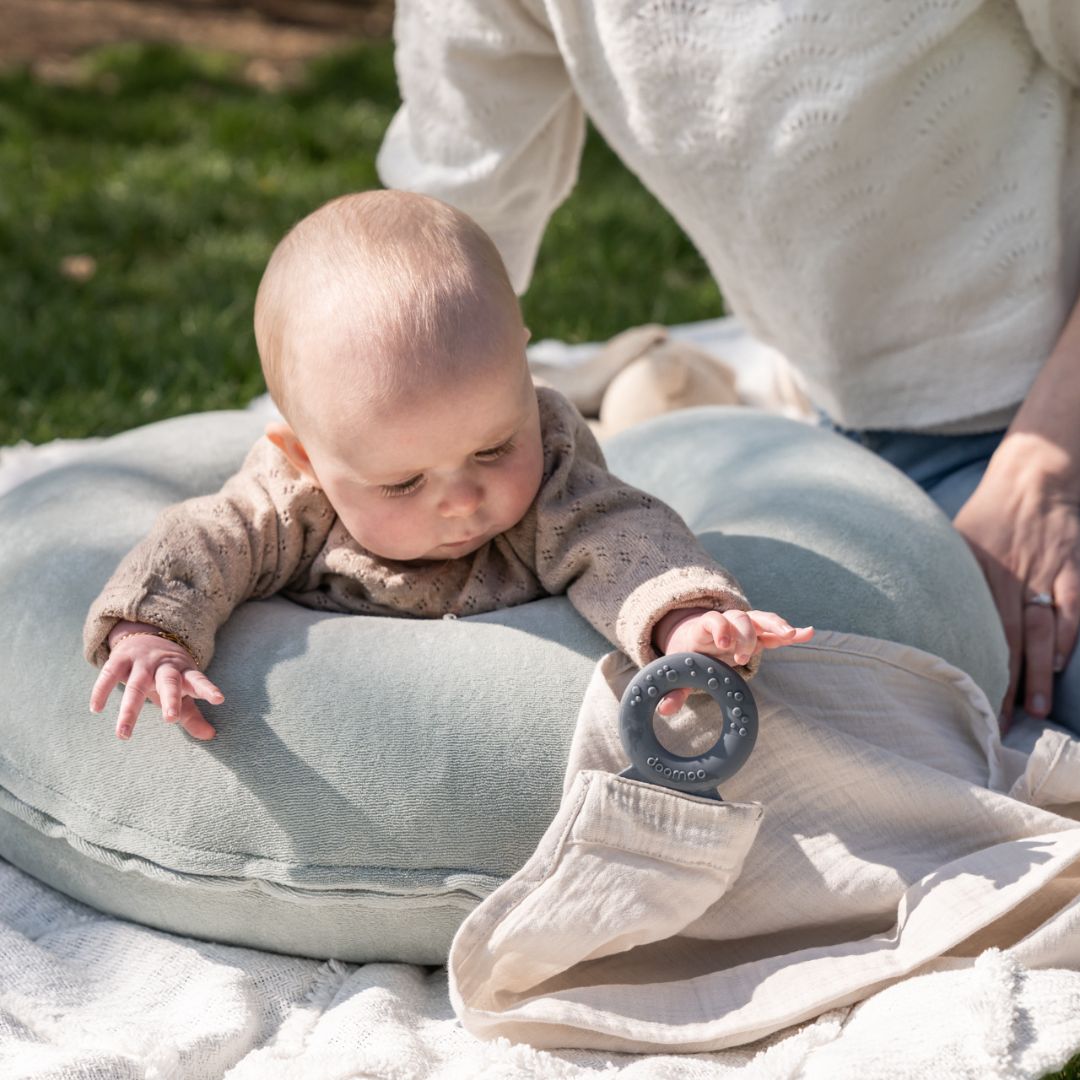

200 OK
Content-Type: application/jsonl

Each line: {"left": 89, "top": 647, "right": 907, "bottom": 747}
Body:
{"left": 85, "top": 191, "right": 813, "bottom": 740}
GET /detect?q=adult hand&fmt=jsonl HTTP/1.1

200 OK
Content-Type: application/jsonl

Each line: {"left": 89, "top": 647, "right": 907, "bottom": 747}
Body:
{"left": 89, "top": 621, "right": 223, "bottom": 741}
{"left": 953, "top": 440, "right": 1080, "bottom": 728}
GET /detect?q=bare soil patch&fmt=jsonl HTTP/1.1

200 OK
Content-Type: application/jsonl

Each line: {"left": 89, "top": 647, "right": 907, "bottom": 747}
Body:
{"left": 0, "top": 0, "right": 392, "bottom": 84}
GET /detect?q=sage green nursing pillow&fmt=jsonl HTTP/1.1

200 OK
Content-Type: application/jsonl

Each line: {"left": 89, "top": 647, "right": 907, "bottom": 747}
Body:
{"left": 0, "top": 406, "right": 1006, "bottom": 962}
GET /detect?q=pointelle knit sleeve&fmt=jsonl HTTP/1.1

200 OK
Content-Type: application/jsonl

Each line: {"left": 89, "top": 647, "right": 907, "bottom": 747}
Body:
{"left": 376, "top": 0, "right": 585, "bottom": 293}
{"left": 82, "top": 438, "right": 337, "bottom": 670}
{"left": 510, "top": 389, "right": 759, "bottom": 673}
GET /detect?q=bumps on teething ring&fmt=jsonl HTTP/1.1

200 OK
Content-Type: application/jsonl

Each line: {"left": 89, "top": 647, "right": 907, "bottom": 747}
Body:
{"left": 617, "top": 652, "right": 758, "bottom": 801}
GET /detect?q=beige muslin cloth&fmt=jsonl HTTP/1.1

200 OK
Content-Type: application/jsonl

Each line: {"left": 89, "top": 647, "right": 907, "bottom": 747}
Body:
{"left": 448, "top": 631, "right": 1080, "bottom": 1052}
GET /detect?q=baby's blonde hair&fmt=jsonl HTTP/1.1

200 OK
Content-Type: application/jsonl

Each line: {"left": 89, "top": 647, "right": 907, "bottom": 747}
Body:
{"left": 254, "top": 190, "right": 523, "bottom": 433}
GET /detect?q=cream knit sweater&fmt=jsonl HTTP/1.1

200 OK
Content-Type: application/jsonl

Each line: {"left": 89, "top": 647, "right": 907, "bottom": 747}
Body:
{"left": 378, "top": 0, "right": 1080, "bottom": 431}
{"left": 84, "top": 389, "right": 752, "bottom": 672}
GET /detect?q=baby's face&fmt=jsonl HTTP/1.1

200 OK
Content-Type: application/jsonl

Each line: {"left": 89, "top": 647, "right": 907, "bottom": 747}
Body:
{"left": 306, "top": 359, "right": 544, "bottom": 562}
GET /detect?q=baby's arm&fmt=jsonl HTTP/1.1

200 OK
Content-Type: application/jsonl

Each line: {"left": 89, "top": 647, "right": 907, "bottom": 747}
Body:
{"left": 523, "top": 390, "right": 809, "bottom": 679}
{"left": 84, "top": 436, "right": 335, "bottom": 739}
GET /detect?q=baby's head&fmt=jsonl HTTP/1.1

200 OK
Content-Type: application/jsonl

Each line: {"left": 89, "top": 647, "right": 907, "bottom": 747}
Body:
{"left": 254, "top": 190, "right": 544, "bottom": 562}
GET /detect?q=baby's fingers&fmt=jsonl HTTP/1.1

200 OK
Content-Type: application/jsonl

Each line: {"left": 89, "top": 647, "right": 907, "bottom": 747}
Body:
{"left": 656, "top": 687, "right": 692, "bottom": 717}
{"left": 756, "top": 625, "right": 815, "bottom": 650}
{"left": 720, "top": 610, "right": 757, "bottom": 666}
{"left": 176, "top": 697, "right": 216, "bottom": 741}
{"left": 90, "top": 656, "right": 129, "bottom": 713}
{"left": 155, "top": 665, "right": 184, "bottom": 723}
{"left": 115, "top": 671, "right": 154, "bottom": 740}
{"left": 747, "top": 611, "right": 797, "bottom": 638}
{"left": 181, "top": 670, "right": 225, "bottom": 706}
{"left": 693, "top": 610, "right": 730, "bottom": 648}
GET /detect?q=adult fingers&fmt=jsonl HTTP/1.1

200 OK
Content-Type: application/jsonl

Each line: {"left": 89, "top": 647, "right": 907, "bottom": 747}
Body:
{"left": 176, "top": 698, "right": 216, "bottom": 741}
{"left": 115, "top": 669, "right": 154, "bottom": 740}
{"left": 181, "top": 670, "right": 225, "bottom": 705}
{"left": 1022, "top": 600, "right": 1057, "bottom": 718}
{"left": 1053, "top": 561, "right": 1080, "bottom": 676}
{"left": 981, "top": 557, "right": 1024, "bottom": 727}
{"left": 155, "top": 664, "right": 184, "bottom": 724}
{"left": 1023, "top": 558, "right": 1080, "bottom": 718}
{"left": 89, "top": 655, "right": 130, "bottom": 713}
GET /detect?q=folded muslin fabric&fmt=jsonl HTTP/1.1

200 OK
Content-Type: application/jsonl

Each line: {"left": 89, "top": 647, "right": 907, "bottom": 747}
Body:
{"left": 449, "top": 632, "right": 1080, "bottom": 1052}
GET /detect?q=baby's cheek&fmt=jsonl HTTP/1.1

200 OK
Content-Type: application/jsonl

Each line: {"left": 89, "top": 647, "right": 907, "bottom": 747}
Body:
{"left": 494, "top": 472, "right": 536, "bottom": 530}
{"left": 339, "top": 504, "right": 409, "bottom": 557}
{"left": 507, "top": 440, "right": 545, "bottom": 518}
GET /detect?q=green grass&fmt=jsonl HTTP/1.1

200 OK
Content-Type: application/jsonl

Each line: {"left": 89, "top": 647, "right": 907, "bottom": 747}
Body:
{"left": 1055, "top": 1057, "right": 1080, "bottom": 1080}
{"left": 0, "top": 39, "right": 723, "bottom": 445}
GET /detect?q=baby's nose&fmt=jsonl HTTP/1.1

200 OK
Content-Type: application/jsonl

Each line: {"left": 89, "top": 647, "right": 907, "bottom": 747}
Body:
{"left": 438, "top": 478, "right": 483, "bottom": 517}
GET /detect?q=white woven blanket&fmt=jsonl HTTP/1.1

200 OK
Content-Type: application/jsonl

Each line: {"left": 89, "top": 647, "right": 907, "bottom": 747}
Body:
{"left": 2, "top": 855, "right": 1079, "bottom": 1078}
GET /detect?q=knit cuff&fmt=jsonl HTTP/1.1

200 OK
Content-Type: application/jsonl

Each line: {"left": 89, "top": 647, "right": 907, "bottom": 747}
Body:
{"left": 83, "top": 585, "right": 215, "bottom": 669}
{"left": 616, "top": 565, "right": 759, "bottom": 678}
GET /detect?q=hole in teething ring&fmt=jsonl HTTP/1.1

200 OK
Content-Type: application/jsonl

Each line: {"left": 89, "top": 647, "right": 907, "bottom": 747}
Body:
{"left": 652, "top": 693, "right": 725, "bottom": 757}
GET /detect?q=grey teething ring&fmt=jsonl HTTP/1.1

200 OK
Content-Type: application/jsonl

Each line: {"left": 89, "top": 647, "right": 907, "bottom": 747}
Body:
{"left": 617, "top": 652, "right": 757, "bottom": 801}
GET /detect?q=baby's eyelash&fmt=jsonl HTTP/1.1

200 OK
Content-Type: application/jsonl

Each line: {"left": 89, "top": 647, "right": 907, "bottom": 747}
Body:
{"left": 378, "top": 439, "right": 515, "bottom": 497}
{"left": 476, "top": 438, "right": 516, "bottom": 460}
{"left": 380, "top": 475, "right": 424, "bottom": 498}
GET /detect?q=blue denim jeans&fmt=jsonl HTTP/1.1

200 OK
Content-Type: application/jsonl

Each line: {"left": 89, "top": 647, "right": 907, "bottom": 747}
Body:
{"left": 821, "top": 417, "right": 1080, "bottom": 732}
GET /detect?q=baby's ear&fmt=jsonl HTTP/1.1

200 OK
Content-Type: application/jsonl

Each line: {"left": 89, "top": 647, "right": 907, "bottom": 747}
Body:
{"left": 265, "top": 421, "right": 317, "bottom": 482}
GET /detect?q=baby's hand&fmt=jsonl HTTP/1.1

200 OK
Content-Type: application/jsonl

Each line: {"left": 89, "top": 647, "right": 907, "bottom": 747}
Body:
{"left": 89, "top": 622, "right": 223, "bottom": 741}
{"left": 652, "top": 607, "right": 813, "bottom": 716}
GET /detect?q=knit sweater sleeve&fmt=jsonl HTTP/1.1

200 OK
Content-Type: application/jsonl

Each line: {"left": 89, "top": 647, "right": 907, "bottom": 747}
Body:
{"left": 376, "top": 0, "right": 585, "bottom": 294}
{"left": 82, "top": 438, "right": 337, "bottom": 669}
{"left": 514, "top": 389, "right": 758, "bottom": 673}
{"left": 1017, "top": 2, "right": 1080, "bottom": 86}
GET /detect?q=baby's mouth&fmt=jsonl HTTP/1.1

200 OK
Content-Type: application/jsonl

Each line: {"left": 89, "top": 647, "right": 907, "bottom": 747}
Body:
{"left": 441, "top": 527, "right": 491, "bottom": 551}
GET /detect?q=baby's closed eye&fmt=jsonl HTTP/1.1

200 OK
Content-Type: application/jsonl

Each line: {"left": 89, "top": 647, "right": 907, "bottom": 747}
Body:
{"left": 475, "top": 437, "right": 516, "bottom": 461}
{"left": 378, "top": 439, "right": 517, "bottom": 498}
{"left": 381, "top": 475, "right": 424, "bottom": 497}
